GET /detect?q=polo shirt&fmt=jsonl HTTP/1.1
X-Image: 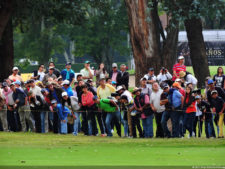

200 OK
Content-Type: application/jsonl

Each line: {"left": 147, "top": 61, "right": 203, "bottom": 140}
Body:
{"left": 98, "top": 99, "right": 117, "bottom": 112}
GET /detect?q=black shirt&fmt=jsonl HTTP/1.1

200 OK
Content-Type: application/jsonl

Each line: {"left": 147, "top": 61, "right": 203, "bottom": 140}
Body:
{"left": 198, "top": 100, "right": 212, "bottom": 120}
{"left": 160, "top": 92, "right": 171, "bottom": 110}
{"left": 211, "top": 96, "right": 225, "bottom": 114}
{"left": 213, "top": 74, "right": 225, "bottom": 89}
{"left": 207, "top": 86, "right": 225, "bottom": 105}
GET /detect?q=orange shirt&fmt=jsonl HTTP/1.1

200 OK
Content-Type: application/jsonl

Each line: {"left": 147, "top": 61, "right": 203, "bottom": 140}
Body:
{"left": 81, "top": 91, "right": 95, "bottom": 107}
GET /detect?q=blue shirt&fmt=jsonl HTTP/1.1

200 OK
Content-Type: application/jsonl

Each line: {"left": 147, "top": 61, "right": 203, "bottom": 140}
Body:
{"left": 61, "top": 69, "right": 75, "bottom": 82}
{"left": 169, "top": 89, "right": 182, "bottom": 108}
{"left": 56, "top": 104, "right": 71, "bottom": 120}
{"left": 62, "top": 86, "right": 74, "bottom": 97}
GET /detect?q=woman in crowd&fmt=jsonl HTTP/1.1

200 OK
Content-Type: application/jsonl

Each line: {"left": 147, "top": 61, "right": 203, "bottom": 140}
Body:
{"left": 213, "top": 67, "right": 225, "bottom": 90}
{"left": 96, "top": 63, "right": 109, "bottom": 87}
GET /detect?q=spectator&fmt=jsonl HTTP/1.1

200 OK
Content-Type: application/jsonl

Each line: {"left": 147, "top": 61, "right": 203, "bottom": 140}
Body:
{"left": 157, "top": 67, "right": 172, "bottom": 84}
{"left": 116, "top": 64, "right": 129, "bottom": 90}
{"left": 106, "top": 78, "right": 112, "bottom": 85}
{"left": 8, "top": 67, "right": 23, "bottom": 82}
{"left": 31, "top": 64, "right": 45, "bottom": 82}
{"left": 46, "top": 62, "right": 61, "bottom": 78}
{"left": 96, "top": 63, "right": 109, "bottom": 87}
{"left": 150, "top": 82, "right": 164, "bottom": 138}
{"left": 97, "top": 78, "right": 116, "bottom": 99}
{"left": 169, "top": 82, "right": 184, "bottom": 137}
{"left": 80, "top": 61, "right": 94, "bottom": 82}
{"left": 211, "top": 90, "right": 225, "bottom": 138}
{"left": 144, "top": 68, "right": 156, "bottom": 89}
{"left": 76, "top": 74, "right": 83, "bottom": 81}
{"left": 172, "top": 56, "right": 186, "bottom": 81}
{"left": 160, "top": 84, "right": 172, "bottom": 138}
{"left": 109, "top": 63, "right": 119, "bottom": 83}
{"left": 139, "top": 77, "right": 152, "bottom": 96}
{"left": 183, "top": 86, "right": 196, "bottom": 138}
{"left": 42, "top": 67, "right": 57, "bottom": 86}
{"left": 61, "top": 62, "right": 75, "bottom": 85}
{"left": 175, "top": 78, "right": 185, "bottom": 97}
{"left": 132, "top": 87, "right": 153, "bottom": 138}
{"left": 62, "top": 80, "right": 73, "bottom": 97}
{"left": 0, "top": 89, "right": 7, "bottom": 131}
{"left": 213, "top": 67, "right": 225, "bottom": 90}
{"left": 179, "top": 71, "right": 198, "bottom": 89}
{"left": 29, "top": 80, "right": 42, "bottom": 97}
{"left": 10, "top": 83, "right": 34, "bottom": 132}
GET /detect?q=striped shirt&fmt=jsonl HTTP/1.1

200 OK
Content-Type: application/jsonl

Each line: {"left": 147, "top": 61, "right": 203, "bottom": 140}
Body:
{"left": 172, "top": 63, "right": 186, "bottom": 81}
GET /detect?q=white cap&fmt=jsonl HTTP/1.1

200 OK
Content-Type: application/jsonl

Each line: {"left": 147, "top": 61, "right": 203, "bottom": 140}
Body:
{"left": 175, "top": 78, "right": 182, "bottom": 82}
{"left": 178, "top": 56, "right": 184, "bottom": 60}
{"left": 116, "top": 86, "right": 124, "bottom": 92}
{"left": 62, "top": 80, "right": 70, "bottom": 85}
{"left": 12, "top": 67, "right": 19, "bottom": 71}
{"left": 62, "top": 92, "right": 68, "bottom": 97}
{"left": 112, "top": 63, "right": 117, "bottom": 68}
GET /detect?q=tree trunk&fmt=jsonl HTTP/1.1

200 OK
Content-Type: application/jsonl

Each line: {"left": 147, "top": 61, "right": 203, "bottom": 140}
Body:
{"left": 0, "top": 18, "right": 14, "bottom": 81}
{"left": 184, "top": 18, "right": 210, "bottom": 88}
{"left": 0, "top": 0, "right": 13, "bottom": 40}
{"left": 125, "top": 0, "right": 161, "bottom": 86}
{"left": 161, "top": 22, "right": 179, "bottom": 72}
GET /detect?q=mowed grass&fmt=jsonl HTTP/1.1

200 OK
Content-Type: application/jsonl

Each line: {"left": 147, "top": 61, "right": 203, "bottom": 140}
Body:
{"left": 0, "top": 132, "right": 225, "bottom": 166}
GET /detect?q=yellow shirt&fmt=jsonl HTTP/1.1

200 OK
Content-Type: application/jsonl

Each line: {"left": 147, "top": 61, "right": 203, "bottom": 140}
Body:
{"left": 97, "top": 84, "right": 116, "bottom": 99}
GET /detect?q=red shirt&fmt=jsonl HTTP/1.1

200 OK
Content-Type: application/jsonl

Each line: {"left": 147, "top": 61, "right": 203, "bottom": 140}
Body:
{"left": 172, "top": 63, "right": 186, "bottom": 81}
{"left": 81, "top": 91, "right": 95, "bottom": 107}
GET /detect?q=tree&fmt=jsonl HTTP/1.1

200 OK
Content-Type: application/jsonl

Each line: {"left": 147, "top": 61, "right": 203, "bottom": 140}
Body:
{"left": 125, "top": 0, "right": 179, "bottom": 85}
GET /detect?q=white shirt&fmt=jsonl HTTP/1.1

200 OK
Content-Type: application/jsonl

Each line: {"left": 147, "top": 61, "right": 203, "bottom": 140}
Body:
{"left": 143, "top": 74, "right": 156, "bottom": 89}
{"left": 121, "top": 90, "right": 133, "bottom": 105}
{"left": 32, "top": 71, "right": 45, "bottom": 81}
{"left": 30, "top": 85, "right": 42, "bottom": 97}
{"left": 185, "top": 74, "right": 198, "bottom": 86}
{"left": 157, "top": 72, "right": 172, "bottom": 84}
{"left": 150, "top": 89, "right": 165, "bottom": 113}
{"left": 80, "top": 68, "right": 94, "bottom": 82}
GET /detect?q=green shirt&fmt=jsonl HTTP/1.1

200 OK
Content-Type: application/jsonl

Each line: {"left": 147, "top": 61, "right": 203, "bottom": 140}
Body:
{"left": 98, "top": 99, "right": 117, "bottom": 113}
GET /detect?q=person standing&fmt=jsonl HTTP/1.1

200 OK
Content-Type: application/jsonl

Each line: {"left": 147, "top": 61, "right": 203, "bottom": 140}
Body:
{"left": 10, "top": 83, "right": 34, "bottom": 132}
{"left": 139, "top": 77, "right": 152, "bottom": 96}
{"left": 46, "top": 62, "right": 61, "bottom": 78}
{"left": 179, "top": 71, "right": 198, "bottom": 89}
{"left": 213, "top": 67, "right": 225, "bottom": 91}
{"left": 144, "top": 68, "right": 156, "bottom": 89}
{"left": 109, "top": 63, "right": 119, "bottom": 83}
{"left": 150, "top": 82, "right": 164, "bottom": 138}
{"left": 172, "top": 56, "right": 186, "bottom": 81}
{"left": 168, "top": 82, "right": 184, "bottom": 137}
{"left": 61, "top": 62, "right": 75, "bottom": 85}
{"left": 80, "top": 61, "right": 94, "bottom": 82}
{"left": 0, "top": 90, "right": 7, "bottom": 131}
{"left": 31, "top": 64, "right": 45, "bottom": 82}
{"left": 62, "top": 80, "right": 74, "bottom": 97}
{"left": 96, "top": 63, "right": 109, "bottom": 87}
{"left": 42, "top": 67, "right": 57, "bottom": 86}
{"left": 116, "top": 64, "right": 129, "bottom": 90}
{"left": 8, "top": 67, "right": 23, "bottom": 82}
{"left": 157, "top": 67, "right": 172, "bottom": 85}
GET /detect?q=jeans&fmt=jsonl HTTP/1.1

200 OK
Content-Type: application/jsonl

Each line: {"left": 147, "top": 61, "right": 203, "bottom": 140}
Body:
{"left": 61, "top": 118, "right": 68, "bottom": 134}
{"left": 179, "top": 111, "right": 185, "bottom": 137}
{"left": 171, "top": 107, "right": 181, "bottom": 138}
{"left": 7, "top": 108, "right": 18, "bottom": 132}
{"left": 205, "top": 118, "right": 216, "bottom": 138}
{"left": 96, "top": 112, "right": 106, "bottom": 134}
{"left": 155, "top": 112, "right": 164, "bottom": 138}
{"left": 142, "top": 114, "right": 153, "bottom": 138}
{"left": 73, "top": 112, "right": 80, "bottom": 136}
{"left": 193, "top": 116, "right": 203, "bottom": 137}
{"left": 161, "top": 111, "right": 171, "bottom": 137}
{"left": 131, "top": 115, "right": 143, "bottom": 138}
{"left": 40, "top": 112, "right": 48, "bottom": 133}
{"left": 183, "top": 112, "right": 196, "bottom": 137}
{"left": 105, "top": 111, "right": 121, "bottom": 137}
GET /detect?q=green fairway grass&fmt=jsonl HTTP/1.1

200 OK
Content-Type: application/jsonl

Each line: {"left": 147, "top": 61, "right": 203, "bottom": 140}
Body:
{"left": 0, "top": 132, "right": 224, "bottom": 166}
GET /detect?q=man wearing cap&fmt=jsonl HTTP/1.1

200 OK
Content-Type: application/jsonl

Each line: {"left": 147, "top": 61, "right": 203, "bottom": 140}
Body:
{"left": 0, "top": 86, "right": 7, "bottom": 131}
{"left": 206, "top": 79, "right": 225, "bottom": 106}
{"left": 8, "top": 67, "right": 23, "bottom": 82}
{"left": 211, "top": 90, "right": 225, "bottom": 138}
{"left": 45, "top": 62, "right": 61, "bottom": 78}
{"left": 29, "top": 79, "right": 42, "bottom": 98}
{"left": 179, "top": 71, "right": 198, "bottom": 89}
{"left": 109, "top": 63, "right": 119, "bottom": 83}
{"left": 168, "top": 82, "right": 184, "bottom": 137}
{"left": 80, "top": 61, "right": 94, "bottom": 82}
{"left": 143, "top": 68, "right": 156, "bottom": 89}
{"left": 157, "top": 67, "right": 172, "bottom": 84}
{"left": 172, "top": 56, "right": 186, "bottom": 81}
{"left": 42, "top": 66, "right": 57, "bottom": 86}
{"left": 62, "top": 80, "right": 74, "bottom": 97}
{"left": 139, "top": 77, "right": 152, "bottom": 96}
{"left": 175, "top": 78, "right": 185, "bottom": 97}
{"left": 61, "top": 62, "right": 75, "bottom": 85}
{"left": 150, "top": 82, "right": 164, "bottom": 138}
{"left": 10, "top": 83, "right": 34, "bottom": 132}
{"left": 116, "top": 64, "right": 129, "bottom": 90}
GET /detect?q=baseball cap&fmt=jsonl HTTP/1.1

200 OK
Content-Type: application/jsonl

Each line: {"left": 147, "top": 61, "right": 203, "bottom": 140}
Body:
{"left": 49, "top": 66, "right": 55, "bottom": 70}
{"left": 66, "top": 62, "right": 71, "bottom": 66}
{"left": 175, "top": 78, "right": 182, "bottom": 82}
{"left": 62, "top": 80, "right": 70, "bottom": 85}
{"left": 195, "top": 95, "right": 201, "bottom": 100}
{"left": 41, "top": 88, "right": 47, "bottom": 93}
{"left": 51, "top": 99, "right": 57, "bottom": 104}
{"left": 149, "top": 68, "right": 154, "bottom": 71}
{"left": 162, "top": 84, "right": 169, "bottom": 90}
{"left": 93, "top": 95, "right": 98, "bottom": 100}
{"left": 12, "top": 67, "right": 19, "bottom": 71}
{"left": 116, "top": 86, "right": 124, "bottom": 92}
{"left": 140, "top": 77, "right": 147, "bottom": 81}
{"left": 62, "top": 92, "right": 68, "bottom": 97}
{"left": 14, "top": 80, "right": 21, "bottom": 86}
{"left": 172, "top": 82, "right": 181, "bottom": 89}
{"left": 211, "top": 90, "right": 218, "bottom": 95}
{"left": 2, "top": 82, "right": 8, "bottom": 88}
{"left": 178, "top": 56, "right": 184, "bottom": 60}
{"left": 112, "top": 63, "right": 117, "bottom": 68}
{"left": 207, "top": 79, "right": 214, "bottom": 85}
{"left": 85, "top": 60, "right": 90, "bottom": 64}
{"left": 112, "top": 81, "right": 116, "bottom": 85}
